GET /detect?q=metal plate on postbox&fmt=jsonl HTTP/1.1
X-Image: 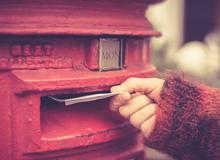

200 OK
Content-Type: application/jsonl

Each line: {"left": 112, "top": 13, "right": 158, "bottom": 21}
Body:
{"left": 99, "top": 38, "right": 123, "bottom": 71}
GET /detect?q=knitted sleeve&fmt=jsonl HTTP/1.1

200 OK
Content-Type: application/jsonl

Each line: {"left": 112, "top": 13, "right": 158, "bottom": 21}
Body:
{"left": 145, "top": 75, "right": 220, "bottom": 160}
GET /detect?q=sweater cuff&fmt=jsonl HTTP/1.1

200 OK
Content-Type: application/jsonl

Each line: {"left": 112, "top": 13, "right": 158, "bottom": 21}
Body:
{"left": 145, "top": 75, "right": 206, "bottom": 159}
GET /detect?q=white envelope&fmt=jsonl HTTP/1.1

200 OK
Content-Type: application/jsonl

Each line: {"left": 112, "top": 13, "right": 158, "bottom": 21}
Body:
{"left": 49, "top": 92, "right": 121, "bottom": 106}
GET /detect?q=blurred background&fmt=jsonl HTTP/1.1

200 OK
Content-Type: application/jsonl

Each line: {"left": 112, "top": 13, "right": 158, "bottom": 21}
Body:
{"left": 146, "top": 1, "right": 219, "bottom": 159}
{"left": 147, "top": 0, "right": 220, "bottom": 87}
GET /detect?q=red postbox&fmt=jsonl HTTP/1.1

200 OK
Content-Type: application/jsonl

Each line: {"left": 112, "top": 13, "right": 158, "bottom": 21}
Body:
{"left": 0, "top": 0, "right": 161, "bottom": 159}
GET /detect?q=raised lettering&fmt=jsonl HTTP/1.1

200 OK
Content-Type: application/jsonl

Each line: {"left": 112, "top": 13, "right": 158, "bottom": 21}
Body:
{"left": 23, "top": 44, "right": 33, "bottom": 56}
{"left": 11, "top": 45, "right": 22, "bottom": 57}
{"left": 0, "top": 58, "right": 9, "bottom": 69}
{"left": 102, "top": 51, "right": 119, "bottom": 60}
{"left": 43, "top": 44, "right": 52, "bottom": 56}
{"left": 10, "top": 44, "right": 52, "bottom": 57}
{"left": 34, "top": 45, "right": 43, "bottom": 56}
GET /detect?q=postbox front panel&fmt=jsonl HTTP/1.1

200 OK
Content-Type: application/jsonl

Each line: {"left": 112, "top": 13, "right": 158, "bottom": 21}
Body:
{"left": 0, "top": 36, "right": 152, "bottom": 71}
{"left": 0, "top": 0, "right": 160, "bottom": 159}
{"left": 0, "top": 35, "right": 155, "bottom": 159}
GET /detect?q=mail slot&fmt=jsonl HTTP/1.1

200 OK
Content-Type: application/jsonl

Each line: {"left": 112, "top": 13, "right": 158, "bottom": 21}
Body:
{"left": 0, "top": 0, "right": 162, "bottom": 159}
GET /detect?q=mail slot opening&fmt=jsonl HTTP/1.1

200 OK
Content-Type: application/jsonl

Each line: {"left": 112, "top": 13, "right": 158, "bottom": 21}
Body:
{"left": 45, "top": 90, "right": 113, "bottom": 100}
{"left": 40, "top": 92, "right": 126, "bottom": 141}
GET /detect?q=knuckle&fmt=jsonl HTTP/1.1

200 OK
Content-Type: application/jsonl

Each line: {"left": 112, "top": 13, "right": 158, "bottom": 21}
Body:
{"left": 109, "top": 100, "right": 121, "bottom": 111}
{"left": 109, "top": 99, "right": 116, "bottom": 107}
{"left": 129, "top": 114, "right": 139, "bottom": 128}
{"left": 140, "top": 122, "right": 147, "bottom": 133}
{"left": 126, "top": 77, "right": 136, "bottom": 84}
{"left": 110, "top": 104, "right": 117, "bottom": 111}
{"left": 153, "top": 78, "right": 165, "bottom": 86}
{"left": 119, "top": 107, "right": 129, "bottom": 118}
{"left": 112, "top": 100, "right": 119, "bottom": 106}
{"left": 138, "top": 95, "right": 150, "bottom": 103}
{"left": 150, "top": 103, "right": 158, "bottom": 110}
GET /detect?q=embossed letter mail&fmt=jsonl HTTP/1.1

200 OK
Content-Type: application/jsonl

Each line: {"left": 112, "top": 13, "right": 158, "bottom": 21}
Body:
{"left": 0, "top": 42, "right": 75, "bottom": 70}
{"left": 11, "top": 44, "right": 52, "bottom": 57}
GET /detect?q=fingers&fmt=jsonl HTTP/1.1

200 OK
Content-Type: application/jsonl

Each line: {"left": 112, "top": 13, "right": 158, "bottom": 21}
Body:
{"left": 111, "top": 78, "right": 164, "bottom": 102}
{"left": 109, "top": 92, "right": 131, "bottom": 111}
{"left": 118, "top": 77, "right": 163, "bottom": 93}
{"left": 118, "top": 95, "right": 152, "bottom": 118}
{"left": 131, "top": 92, "right": 144, "bottom": 98}
{"left": 140, "top": 115, "right": 157, "bottom": 138}
{"left": 109, "top": 92, "right": 144, "bottom": 112}
{"left": 109, "top": 91, "right": 158, "bottom": 138}
{"left": 129, "top": 103, "right": 157, "bottom": 129}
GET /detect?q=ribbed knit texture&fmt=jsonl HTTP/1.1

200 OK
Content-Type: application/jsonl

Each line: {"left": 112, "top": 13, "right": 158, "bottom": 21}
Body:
{"left": 146, "top": 75, "right": 220, "bottom": 160}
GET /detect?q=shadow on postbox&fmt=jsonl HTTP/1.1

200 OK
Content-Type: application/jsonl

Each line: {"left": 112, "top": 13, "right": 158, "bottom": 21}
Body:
{"left": 0, "top": 0, "right": 161, "bottom": 159}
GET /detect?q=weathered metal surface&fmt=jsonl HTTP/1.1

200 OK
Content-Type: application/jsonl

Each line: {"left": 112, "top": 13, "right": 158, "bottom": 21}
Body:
{"left": 99, "top": 38, "right": 123, "bottom": 71}
{"left": 0, "top": 0, "right": 160, "bottom": 36}
{"left": 0, "top": 0, "right": 159, "bottom": 159}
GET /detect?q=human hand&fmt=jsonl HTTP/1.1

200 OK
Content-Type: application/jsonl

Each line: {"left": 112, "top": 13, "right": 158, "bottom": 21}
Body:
{"left": 109, "top": 77, "right": 165, "bottom": 138}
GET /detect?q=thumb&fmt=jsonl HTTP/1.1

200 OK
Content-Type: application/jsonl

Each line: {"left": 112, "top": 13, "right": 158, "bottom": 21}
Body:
{"left": 111, "top": 77, "right": 164, "bottom": 103}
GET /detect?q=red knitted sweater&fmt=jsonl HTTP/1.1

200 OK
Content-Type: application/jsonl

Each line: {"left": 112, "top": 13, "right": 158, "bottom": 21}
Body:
{"left": 146, "top": 75, "right": 220, "bottom": 160}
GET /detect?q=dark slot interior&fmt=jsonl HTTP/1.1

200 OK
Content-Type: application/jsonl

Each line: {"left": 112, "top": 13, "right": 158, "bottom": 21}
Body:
{"left": 40, "top": 91, "right": 126, "bottom": 140}
{"left": 41, "top": 90, "right": 111, "bottom": 104}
